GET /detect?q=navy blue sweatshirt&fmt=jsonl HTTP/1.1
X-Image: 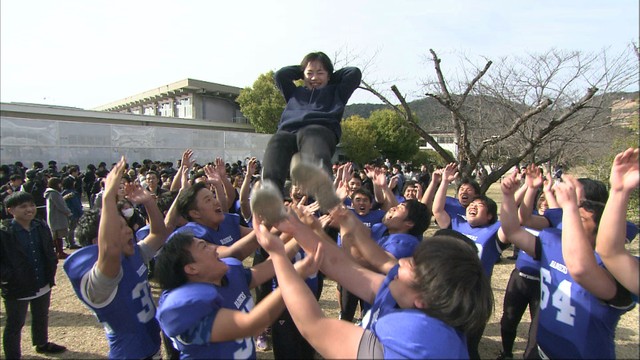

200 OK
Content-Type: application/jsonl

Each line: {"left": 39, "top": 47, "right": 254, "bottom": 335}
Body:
{"left": 274, "top": 65, "right": 362, "bottom": 140}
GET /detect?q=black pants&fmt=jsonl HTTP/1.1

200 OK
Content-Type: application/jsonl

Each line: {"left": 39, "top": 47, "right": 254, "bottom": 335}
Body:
{"left": 262, "top": 125, "right": 338, "bottom": 196}
{"left": 272, "top": 309, "right": 315, "bottom": 359}
{"left": 3, "top": 291, "right": 52, "bottom": 359}
{"left": 500, "top": 268, "right": 540, "bottom": 357}
{"left": 338, "top": 285, "right": 365, "bottom": 322}
{"left": 466, "top": 321, "right": 487, "bottom": 360}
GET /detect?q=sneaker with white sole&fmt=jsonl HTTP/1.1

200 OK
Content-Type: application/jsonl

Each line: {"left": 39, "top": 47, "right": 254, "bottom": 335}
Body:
{"left": 289, "top": 153, "right": 340, "bottom": 211}
{"left": 255, "top": 332, "right": 270, "bottom": 351}
{"left": 250, "top": 180, "right": 288, "bottom": 226}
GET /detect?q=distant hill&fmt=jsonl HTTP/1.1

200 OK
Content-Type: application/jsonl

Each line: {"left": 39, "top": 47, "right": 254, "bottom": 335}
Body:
{"left": 345, "top": 91, "right": 639, "bottom": 132}
{"left": 345, "top": 97, "right": 451, "bottom": 132}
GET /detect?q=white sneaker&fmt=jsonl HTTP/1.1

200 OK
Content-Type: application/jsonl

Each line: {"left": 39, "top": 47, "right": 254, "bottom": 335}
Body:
{"left": 290, "top": 153, "right": 340, "bottom": 211}
{"left": 250, "top": 180, "right": 287, "bottom": 226}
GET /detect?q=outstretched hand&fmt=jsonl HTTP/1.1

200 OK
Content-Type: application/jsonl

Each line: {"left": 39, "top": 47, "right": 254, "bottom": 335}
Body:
{"left": 254, "top": 222, "right": 286, "bottom": 256}
{"left": 125, "top": 182, "right": 154, "bottom": 206}
{"left": 442, "top": 163, "right": 459, "bottom": 183}
{"left": 500, "top": 171, "right": 519, "bottom": 196}
{"left": 524, "top": 164, "right": 543, "bottom": 189}
{"left": 104, "top": 156, "right": 126, "bottom": 198}
{"left": 292, "top": 242, "right": 324, "bottom": 279}
{"left": 610, "top": 148, "right": 639, "bottom": 193}
{"left": 553, "top": 175, "right": 580, "bottom": 209}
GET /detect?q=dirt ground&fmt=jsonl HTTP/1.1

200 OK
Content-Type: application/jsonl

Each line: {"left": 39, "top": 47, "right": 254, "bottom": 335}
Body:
{"left": 1, "top": 183, "right": 639, "bottom": 359}
{"left": 1, "top": 243, "right": 638, "bottom": 360}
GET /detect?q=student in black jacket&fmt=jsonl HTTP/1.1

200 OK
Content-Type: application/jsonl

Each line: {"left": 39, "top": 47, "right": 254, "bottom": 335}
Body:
{"left": 0, "top": 191, "right": 66, "bottom": 358}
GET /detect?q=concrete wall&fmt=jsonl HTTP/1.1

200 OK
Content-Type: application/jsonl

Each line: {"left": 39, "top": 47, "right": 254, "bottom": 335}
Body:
{"left": 0, "top": 104, "right": 271, "bottom": 170}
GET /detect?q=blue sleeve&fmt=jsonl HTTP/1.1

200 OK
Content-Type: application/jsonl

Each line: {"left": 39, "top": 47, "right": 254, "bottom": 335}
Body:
{"left": 156, "top": 284, "right": 222, "bottom": 338}
{"left": 381, "top": 238, "right": 418, "bottom": 259}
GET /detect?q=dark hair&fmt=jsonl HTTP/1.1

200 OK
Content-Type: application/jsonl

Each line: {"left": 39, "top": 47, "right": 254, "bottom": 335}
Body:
{"left": 300, "top": 51, "right": 334, "bottom": 75}
{"left": 33, "top": 161, "right": 44, "bottom": 169}
{"left": 117, "top": 198, "right": 134, "bottom": 212}
{"left": 47, "top": 177, "right": 62, "bottom": 190}
{"left": 176, "top": 182, "right": 207, "bottom": 221}
{"left": 457, "top": 177, "right": 481, "bottom": 195}
{"left": 413, "top": 236, "right": 493, "bottom": 335}
{"left": 9, "top": 174, "right": 23, "bottom": 182}
{"left": 402, "top": 180, "right": 418, "bottom": 193}
{"left": 155, "top": 232, "right": 196, "bottom": 290}
{"left": 472, "top": 195, "right": 498, "bottom": 224}
{"left": 62, "top": 176, "right": 75, "bottom": 190}
{"left": 352, "top": 188, "right": 373, "bottom": 202}
{"left": 146, "top": 170, "right": 159, "bottom": 179}
{"left": 75, "top": 209, "right": 101, "bottom": 246}
{"left": 403, "top": 199, "right": 431, "bottom": 238}
{"left": 4, "top": 191, "right": 34, "bottom": 209}
{"left": 157, "top": 190, "right": 179, "bottom": 214}
{"left": 433, "top": 228, "right": 478, "bottom": 253}
{"left": 578, "top": 178, "right": 608, "bottom": 204}
{"left": 579, "top": 200, "right": 605, "bottom": 235}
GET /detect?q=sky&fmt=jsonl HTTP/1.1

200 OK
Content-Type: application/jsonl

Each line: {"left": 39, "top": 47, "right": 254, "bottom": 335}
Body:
{"left": 1, "top": 0, "right": 638, "bottom": 109}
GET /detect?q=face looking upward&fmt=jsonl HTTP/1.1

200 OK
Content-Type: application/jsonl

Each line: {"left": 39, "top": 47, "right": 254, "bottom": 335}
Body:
{"left": 304, "top": 60, "right": 329, "bottom": 90}
{"left": 465, "top": 198, "right": 493, "bottom": 227}
{"left": 185, "top": 238, "right": 229, "bottom": 285}
{"left": 457, "top": 184, "right": 478, "bottom": 207}
{"left": 352, "top": 193, "right": 372, "bottom": 216}
{"left": 190, "top": 187, "right": 225, "bottom": 227}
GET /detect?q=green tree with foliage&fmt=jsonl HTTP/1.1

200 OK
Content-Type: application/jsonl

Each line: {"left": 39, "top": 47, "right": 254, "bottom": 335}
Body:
{"left": 236, "top": 70, "right": 284, "bottom": 134}
{"left": 368, "top": 109, "right": 420, "bottom": 162}
{"left": 340, "top": 115, "right": 380, "bottom": 165}
{"left": 411, "top": 149, "right": 451, "bottom": 168}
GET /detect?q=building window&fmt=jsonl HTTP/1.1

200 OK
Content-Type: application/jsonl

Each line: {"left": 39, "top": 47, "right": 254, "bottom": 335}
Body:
{"left": 144, "top": 106, "right": 155, "bottom": 116}
{"left": 159, "top": 102, "right": 173, "bottom": 117}
{"left": 177, "top": 97, "right": 192, "bottom": 118}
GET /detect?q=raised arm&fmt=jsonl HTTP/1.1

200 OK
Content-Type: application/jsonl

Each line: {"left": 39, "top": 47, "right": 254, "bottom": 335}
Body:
{"left": 595, "top": 148, "right": 639, "bottom": 295}
{"left": 214, "top": 157, "right": 236, "bottom": 208}
{"left": 274, "top": 65, "right": 303, "bottom": 101}
{"left": 164, "top": 167, "right": 190, "bottom": 232}
{"left": 255, "top": 222, "right": 363, "bottom": 359}
{"left": 97, "top": 157, "right": 128, "bottom": 278}
{"left": 334, "top": 206, "right": 399, "bottom": 274}
{"left": 129, "top": 182, "right": 169, "bottom": 254}
{"left": 499, "top": 171, "right": 537, "bottom": 256}
{"left": 331, "top": 67, "right": 362, "bottom": 103}
{"left": 519, "top": 165, "right": 552, "bottom": 230}
{"left": 432, "top": 163, "right": 457, "bottom": 229}
{"left": 170, "top": 149, "right": 194, "bottom": 191}
{"left": 370, "top": 166, "right": 398, "bottom": 211}
{"left": 420, "top": 168, "right": 442, "bottom": 210}
{"left": 203, "top": 164, "right": 228, "bottom": 211}
{"left": 272, "top": 210, "right": 384, "bottom": 304}
{"left": 557, "top": 175, "right": 618, "bottom": 300}
{"left": 239, "top": 158, "right": 257, "bottom": 221}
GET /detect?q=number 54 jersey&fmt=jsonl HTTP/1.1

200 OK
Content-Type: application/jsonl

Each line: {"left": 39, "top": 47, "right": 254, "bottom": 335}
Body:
{"left": 64, "top": 245, "right": 161, "bottom": 359}
{"left": 536, "top": 228, "right": 634, "bottom": 359}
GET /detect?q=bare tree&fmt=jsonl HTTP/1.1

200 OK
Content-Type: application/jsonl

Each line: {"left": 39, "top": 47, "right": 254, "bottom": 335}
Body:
{"left": 360, "top": 46, "right": 639, "bottom": 193}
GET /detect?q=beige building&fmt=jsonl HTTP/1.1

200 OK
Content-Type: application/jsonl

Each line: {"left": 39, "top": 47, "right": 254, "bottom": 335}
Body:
{"left": 93, "top": 78, "right": 247, "bottom": 124}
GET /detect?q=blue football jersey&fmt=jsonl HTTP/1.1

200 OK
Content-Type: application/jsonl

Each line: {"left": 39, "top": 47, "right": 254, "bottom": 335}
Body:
{"left": 536, "top": 228, "right": 634, "bottom": 359}
{"left": 451, "top": 217, "right": 502, "bottom": 277}
{"left": 366, "top": 265, "right": 468, "bottom": 359}
{"left": 157, "top": 258, "right": 255, "bottom": 359}
{"left": 172, "top": 213, "right": 242, "bottom": 246}
{"left": 64, "top": 245, "right": 161, "bottom": 359}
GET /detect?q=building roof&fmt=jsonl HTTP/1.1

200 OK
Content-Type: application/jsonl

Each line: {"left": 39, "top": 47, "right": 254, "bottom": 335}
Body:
{"left": 1, "top": 102, "right": 255, "bottom": 132}
{"left": 92, "top": 78, "right": 243, "bottom": 111}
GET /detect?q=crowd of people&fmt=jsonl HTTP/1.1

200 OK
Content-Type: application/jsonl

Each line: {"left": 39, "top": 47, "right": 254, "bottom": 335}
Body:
{"left": 1, "top": 50, "right": 638, "bottom": 360}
